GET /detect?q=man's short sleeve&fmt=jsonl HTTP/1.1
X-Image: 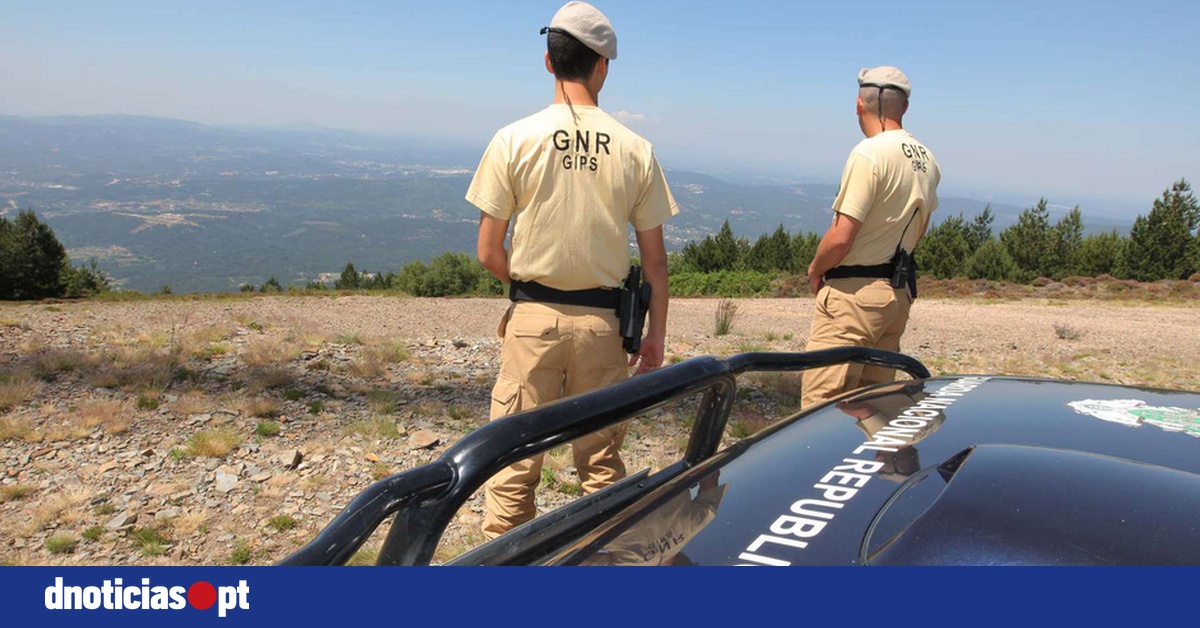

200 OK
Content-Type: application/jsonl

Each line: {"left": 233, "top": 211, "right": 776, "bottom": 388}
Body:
{"left": 630, "top": 149, "right": 680, "bottom": 231}
{"left": 831, "top": 152, "right": 877, "bottom": 222}
{"left": 465, "top": 132, "right": 515, "bottom": 220}
{"left": 927, "top": 166, "right": 941, "bottom": 215}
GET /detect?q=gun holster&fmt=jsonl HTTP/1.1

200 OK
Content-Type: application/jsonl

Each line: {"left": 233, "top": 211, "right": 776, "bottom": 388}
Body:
{"left": 618, "top": 266, "right": 651, "bottom": 354}
{"left": 889, "top": 248, "right": 918, "bottom": 299}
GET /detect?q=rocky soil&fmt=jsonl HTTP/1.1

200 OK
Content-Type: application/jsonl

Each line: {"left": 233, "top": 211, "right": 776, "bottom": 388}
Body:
{"left": 0, "top": 294, "right": 1197, "bottom": 565}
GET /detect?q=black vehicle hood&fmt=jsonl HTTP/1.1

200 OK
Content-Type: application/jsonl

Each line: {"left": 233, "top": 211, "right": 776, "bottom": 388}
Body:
{"left": 546, "top": 377, "right": 1200, "bottom": 566}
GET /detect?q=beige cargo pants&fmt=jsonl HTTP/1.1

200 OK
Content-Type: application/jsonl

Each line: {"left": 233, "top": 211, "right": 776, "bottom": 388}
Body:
{"left": 482, "top": 301, "right": 630, "bottom": 540}
{"left": 800, "top": 277, "right": 913, "bottom": 410}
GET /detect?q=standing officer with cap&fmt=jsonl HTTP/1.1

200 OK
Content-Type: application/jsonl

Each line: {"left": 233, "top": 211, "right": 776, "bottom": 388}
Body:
{"left": 467, "top": 1, "right": 679, "bottom": 539}
{"left": 801, "top": 66, "right": 940, "bottom": 410}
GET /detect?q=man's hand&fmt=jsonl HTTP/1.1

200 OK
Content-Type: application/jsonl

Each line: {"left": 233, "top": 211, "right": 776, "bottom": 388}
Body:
{"left": 807, "top": 265, "right": 823, "bottom": 295}
{"left": 808, "top": 212, "right": 862, "bottom": 295}
{"left": 629, "top": 333, "right": 665, "bottom": 376}
{"left": 477, "top": 212, "right": 511, "bottom": 284}
{"left": 633, "top": 225, "right": 669, "bottom": 377}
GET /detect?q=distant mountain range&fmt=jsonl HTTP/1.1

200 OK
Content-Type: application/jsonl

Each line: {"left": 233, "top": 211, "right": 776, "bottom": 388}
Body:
{"left": 0, "top": 115, "right": 1131, "bottom": 293}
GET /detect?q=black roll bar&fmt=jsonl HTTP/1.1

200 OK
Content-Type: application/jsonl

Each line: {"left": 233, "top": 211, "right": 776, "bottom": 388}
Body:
{"left": 277, "top": 348, "right": 929, "bottom": 566}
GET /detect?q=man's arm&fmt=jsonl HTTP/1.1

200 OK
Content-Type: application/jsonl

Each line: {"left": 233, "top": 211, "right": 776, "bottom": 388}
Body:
{"left": 807, "top": 213, "right": 862, "bottom": 294}
{"left": 631, "top": 225, "right": 668, "bottom": 375}
{"left": 477, "top": 212, "right": 511, "bottom": 284}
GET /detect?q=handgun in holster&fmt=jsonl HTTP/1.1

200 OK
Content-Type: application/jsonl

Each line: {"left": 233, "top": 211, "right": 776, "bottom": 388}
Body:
{"left": 889, "top": 246, "right": 918, "bottom": 299}
{"left": 618, "top": 265, "right": 652, "bottom": 354}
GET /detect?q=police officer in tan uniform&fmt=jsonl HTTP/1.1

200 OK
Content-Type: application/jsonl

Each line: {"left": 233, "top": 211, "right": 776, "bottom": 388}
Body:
{"left": 467, "top": 1, "right": 678, "bottom": 539}
{"left": 801, "top": 66, "right": 941, "bottom": 410}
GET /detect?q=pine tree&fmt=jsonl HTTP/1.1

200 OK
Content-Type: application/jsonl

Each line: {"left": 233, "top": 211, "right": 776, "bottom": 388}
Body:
{"left": 0, "top": 216, "right": 13, "bottom": 300}
{"left": 747, "top": 233, "right": 773, "bottom": 272}
{"left": 1075, "top": 231, "right": 1125, "bottom": 277}
{"left": 711, "top": 220, "right": 743, "bottom": 272}
{"left": 1051, "top": 207, "right": 1084, "bottom": 278}
{"left": 916, "top": 214, "right": 973, "bottom": 278}
{"left": 766, "top": 225, "right": 793, "bottom": 272}
{"left": 1119, "top": 180, "right": 1199, "bottom": 280}
{"left": 790, "top": 232, "right": 821, "bottom": 273}
{"left": 5, "top": 209, "right": 68, "bottom": 300}
{"left": 1000, "top": 198, "right": 1053, "bottom": 280}
{"left": 965, "top": 239, "right": 1019, "bottom": 281}
{"left": 335, "top": 263, "right": 362, "bottom": 289}
{"left": 966, "top": 205, "right": 994, "bottom": 251}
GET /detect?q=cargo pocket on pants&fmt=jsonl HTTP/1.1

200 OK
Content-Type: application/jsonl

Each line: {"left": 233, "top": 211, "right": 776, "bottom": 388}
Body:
{"left": 857, "top": 282, "right": 897, "bottom": 309}
{"left": 509, "top": 314, "right": 558, "bottom": 339}
{"left": 489, "top": 376, "right": 524, "bottom": 420}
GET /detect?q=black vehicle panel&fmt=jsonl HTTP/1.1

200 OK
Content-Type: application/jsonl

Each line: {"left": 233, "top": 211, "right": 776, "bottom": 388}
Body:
{"left": 549, "top": 377, "right": 1200, "bottom": 566}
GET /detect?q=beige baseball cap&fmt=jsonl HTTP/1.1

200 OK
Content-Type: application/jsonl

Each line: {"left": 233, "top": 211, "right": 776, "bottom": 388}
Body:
{"left": 542, "top": 1, "right": 618, "bottom": 60}
{"left": 858, "top": 66, "right": 911, "bottom": 96}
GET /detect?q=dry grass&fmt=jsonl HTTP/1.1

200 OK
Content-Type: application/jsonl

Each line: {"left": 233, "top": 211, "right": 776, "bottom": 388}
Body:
{"left": 1054, "top": 322, "right": 1084, "bottom": 341}
{"left": 185, "top": 428, "right": 243, "bottom": 457}
{"left": 170, "top": 510, "right": 210, "bottom": 536}
{"left": 25, "top": 350, "right": 91, "bottom": 381}
{"left": 539, "top": 447, "right": 583, "bottom": 496}
{"left": 296, "top": 330, "right": 329, "bottom": 352}
{"left": 0, "top": 317, "right": 30, "bottom": 330}
{"left": 172, "top": 391, "right": 213, "bottom": 416}
{"left": 87, "top": 346, "right": 179, "bottom": 391}
{"left": 337, "top": 332, "right": 364, "bottom": 345}
{"left": 242, "top": 338, "right": 301, "bottom": 368}
{"left": 0, "top": 374, "right": 40, "bottom": 413}
{"left": 301, "top": 474, "right": 330, "bottom": 490}
{"left": 242, "top": 367, "right": 294, "bottom": 393}
{"left": 201, "top": 343, "right": 230, "bottom": 359}
{"left": 433, "top": 517, "right": 486, "bottom": 564}
{"left": 0, "top": 415, "right": 39, "bottom": 442}
{"left": 18, "top": 488, "right": 93, "bottom": 536}
{"left": 346, "top": 339, "right": 410, "bottom": 379}
{"left": 188, "top": 324, "right": 233, "bottom": 345}
{"left": 17, "top": 338, "right": 46, "bottom": 354}
{"left": 345, "top": 417, "right": 401, "bottom": 440}
{"left": 0, "top": 484, "right": 37, "bottom": 503}
{"left": 346, "top": 354, "right": 385, "bottom": 379}
{"left": 364, "top": 340, "right": 410, "bottom": 364}
{"left": 366, "top": 390, "right": 399, "bottom": 415}
{"left": 346, "top": 543, "right": 380, "bottom": 566}
{"left": 232, "top": 313, "right": 267, "bottom": 331}
{"left": 246, "top": 397, "right": 280, "bottom": 418}
{"left": 260, "top": 476, "right": 292, "bottom": 501}
{"left": 370, "top": 463, "right": 392, "bottom": 481}
{"left": 76, "top": 398, "right": 133, "bottom": 434}
{"left": 41, "top": 416, "right": 93, "bottom": 442}
{"left": 714, "top": 299, "right": 739, "bottom": 336}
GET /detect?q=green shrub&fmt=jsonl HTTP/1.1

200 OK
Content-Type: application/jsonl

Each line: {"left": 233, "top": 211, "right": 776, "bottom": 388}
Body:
{"left": 62, "top": 258, "right": 111, "bottom": 298}
{"left": 230, "top": 541, "right": 252, "bottom": 565}
{"left": 671, "top": 271, "right": 774, "bottom": 297}
{"left": 267, "top": 515, "right": 298, "bottom": 532}
{"left": 45, "top": 532, "right": 78, "bottom": 555}
{"left": 395, "top": 252, "right": 502, "bottom": 297}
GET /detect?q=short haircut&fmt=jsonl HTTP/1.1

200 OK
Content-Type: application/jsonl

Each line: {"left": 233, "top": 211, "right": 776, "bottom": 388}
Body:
{"left": 547, "top": 31, "right": 601, "bottom": 82}
{"left": 860, "top": 85, "right": 908, "bottom": 120}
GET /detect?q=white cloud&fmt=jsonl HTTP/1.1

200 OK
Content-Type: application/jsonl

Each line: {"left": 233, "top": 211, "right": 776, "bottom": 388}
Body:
{"left": 614, "top": 110, "right": 648, "bottom": 124}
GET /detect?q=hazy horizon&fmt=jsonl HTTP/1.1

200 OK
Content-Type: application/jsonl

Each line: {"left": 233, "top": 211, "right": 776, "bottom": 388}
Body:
{"left": 2, "top": 1, "right": 1197, "bottom": 216}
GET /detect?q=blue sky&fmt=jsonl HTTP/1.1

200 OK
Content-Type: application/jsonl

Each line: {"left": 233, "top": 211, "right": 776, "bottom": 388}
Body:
{"left": 1, "top": 0, "right": 1197, "bottom": 215}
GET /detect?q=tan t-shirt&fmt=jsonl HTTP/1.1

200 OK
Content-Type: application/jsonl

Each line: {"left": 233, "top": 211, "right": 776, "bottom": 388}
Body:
{"left": 466, "top": 104, "right": 679, "bottom": 291}
{"left": 832, "top": 129, "right": 941, "bottom": 267}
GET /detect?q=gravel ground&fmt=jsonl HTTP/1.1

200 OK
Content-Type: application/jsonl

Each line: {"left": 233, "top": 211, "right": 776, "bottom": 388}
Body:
{"left": 0, "top": 294, "right": 1196, "bottom": 566}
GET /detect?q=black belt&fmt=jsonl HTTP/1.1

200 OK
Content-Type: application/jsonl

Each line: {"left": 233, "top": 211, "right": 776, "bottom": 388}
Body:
{"left": 509, "top": 280, "right": 621, "bottom": 311}
{"left": 824, "top": 263, "right": 893, "bottom": 280}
